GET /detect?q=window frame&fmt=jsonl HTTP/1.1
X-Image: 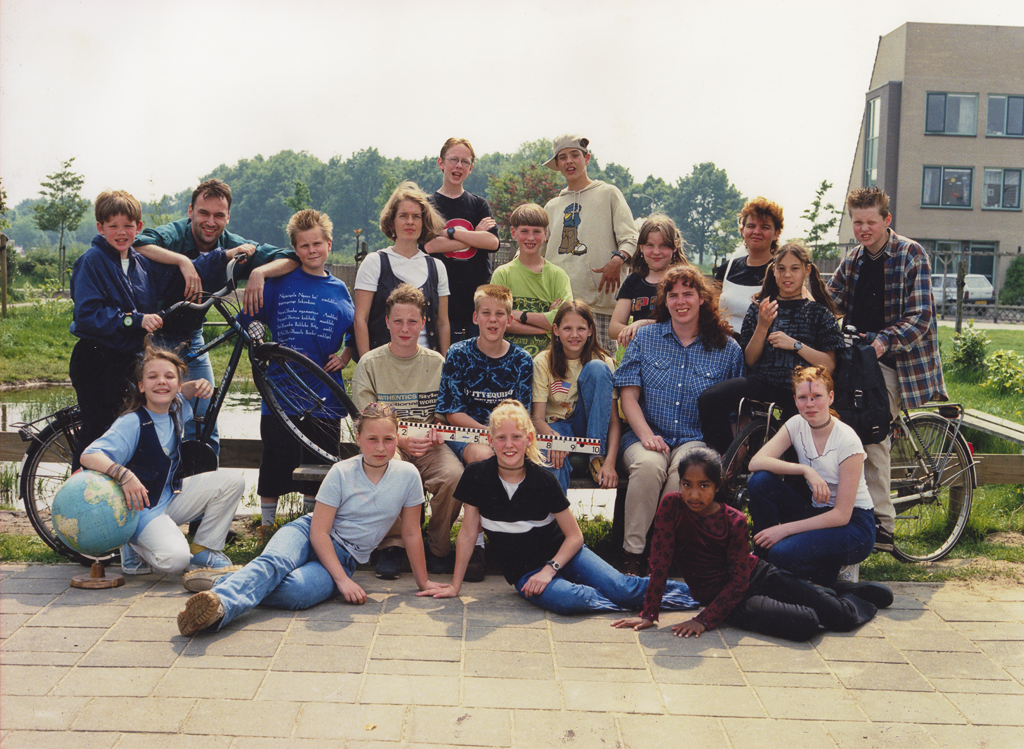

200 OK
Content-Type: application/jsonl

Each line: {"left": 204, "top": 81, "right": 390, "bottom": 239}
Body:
{"left": 925, "top": 92, "right": 979, "bottom": 136}
{"left": 982, "top": 167, "right": 1022, "bottom": 211}
{"left": 921, "top": 166, "right": 974, "bottom": 209}
{"left": 986, "top": 94, "right": 1024, "bottom": 138}
{"left": 864, "top": 97, "right": 880, "bottom": 187}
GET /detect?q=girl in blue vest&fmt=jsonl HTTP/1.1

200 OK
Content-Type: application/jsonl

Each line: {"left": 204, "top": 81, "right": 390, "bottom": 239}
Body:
{"left": 81, "top": 341, "right": 244, "bottom": 578}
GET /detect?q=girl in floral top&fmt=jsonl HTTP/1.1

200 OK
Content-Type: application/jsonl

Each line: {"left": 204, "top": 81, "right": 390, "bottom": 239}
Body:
{"left": 612, "top": 447, "right": 884, "bottom": 642}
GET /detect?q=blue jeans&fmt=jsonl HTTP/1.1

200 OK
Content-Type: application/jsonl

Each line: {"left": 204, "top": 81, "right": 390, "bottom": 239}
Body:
{"left": 154, "top": 328, "right": 219, "bottom": 454}
{"left": 515, "top": 546, "right": 696, "bottom": 616}
{"left": 543, "top": 360, "right": 614, "bottom": 492}
{"left": 747, "top": 471, "right": 876, "bottom": 586}
{"left": 211, "top": 514, "right": 356, "bottom": 628}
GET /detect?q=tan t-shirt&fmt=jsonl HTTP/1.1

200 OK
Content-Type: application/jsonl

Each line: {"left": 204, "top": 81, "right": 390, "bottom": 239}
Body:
{"left": 351, "top": 344, "right": 445, "bottom": 423}
{"left": 533, "top": 350, "right": 615, "bottom": 423}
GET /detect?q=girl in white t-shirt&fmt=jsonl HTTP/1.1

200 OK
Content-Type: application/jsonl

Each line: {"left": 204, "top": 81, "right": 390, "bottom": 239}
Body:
{"left": 354, "top": 181, "right": 451, "bottom": 358}
{"left": 746, "top": 366, "right": 877, "bottom": 586}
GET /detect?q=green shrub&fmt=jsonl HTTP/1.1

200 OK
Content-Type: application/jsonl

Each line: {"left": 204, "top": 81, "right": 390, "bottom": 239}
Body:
{"left": 982, "top": 350, "right": 1024, "bottom": 395}
{"left": 999, "top": 256, "right": 1024, "bottom": 306}
{"left": 950, "top": 321, "right": 990, "bottom": 374}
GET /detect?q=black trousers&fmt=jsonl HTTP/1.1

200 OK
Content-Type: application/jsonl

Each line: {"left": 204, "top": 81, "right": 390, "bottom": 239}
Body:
{"left": 698, "top": 376, "right": 796, "bottom": 455}
{"left": 69, "top": 339, "right": 139, "bottom": 470}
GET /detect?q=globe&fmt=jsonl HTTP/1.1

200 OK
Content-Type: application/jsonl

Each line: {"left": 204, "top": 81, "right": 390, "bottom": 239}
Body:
{"left": 51, "top": 470, "right": 139, "bottom": 556}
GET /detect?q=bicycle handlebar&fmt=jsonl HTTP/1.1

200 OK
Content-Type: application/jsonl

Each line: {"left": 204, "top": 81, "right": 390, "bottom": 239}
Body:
{"left": 160, "top": 257, "right": 246, "bottom": 320}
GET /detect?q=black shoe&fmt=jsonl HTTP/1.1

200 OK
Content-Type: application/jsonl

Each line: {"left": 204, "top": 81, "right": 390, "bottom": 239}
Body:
{"left": 375, "top": 546, "right": 403, "bottom": 580}
{"left": 425, "top": 546, "right": 453, "bottom": 575}
{"left": 836, "top": 593, "right": 877, "bottom": 630}
{"left": 874, "top": 525, "right": 895, "bottom": 552}
{"left": 464, "top": 546, "right": 486, "bottom": 582}
{"left": 835, "top": 581, "right": 894, "bottom": 609}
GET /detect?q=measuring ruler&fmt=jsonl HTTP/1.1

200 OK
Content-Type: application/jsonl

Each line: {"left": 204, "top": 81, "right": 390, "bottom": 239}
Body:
{"left": 398, "top": 421, "right": 602, "bottom": 454}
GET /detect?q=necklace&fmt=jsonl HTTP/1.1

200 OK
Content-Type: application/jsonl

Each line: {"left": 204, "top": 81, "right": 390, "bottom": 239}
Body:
{"left": 809, "top": 416, "right": 832, "bottom": 431}
{"left": 362, "top": 457, "right": 389, "bottom": 469}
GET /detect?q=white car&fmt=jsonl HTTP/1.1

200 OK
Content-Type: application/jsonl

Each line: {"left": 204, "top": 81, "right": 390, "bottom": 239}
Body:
{"left": 931, "top": 274, "right": 995, "bottom": 306}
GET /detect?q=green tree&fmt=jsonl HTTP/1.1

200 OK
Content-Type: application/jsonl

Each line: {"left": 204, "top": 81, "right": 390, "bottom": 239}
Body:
{"left": 0, "top": 178, "right": 10, "bottom": 231}
{"left": 626, "top": 175, "right": 672, "bottom": 219}
{"left": 802, "top": 180, "right": 843, "bottom": 259}
{"left": 32, "top": 157, "right": 89, "bottom": 291}
{"left": 667, "top": 162, "right": 744, "bottom": 266}
{"left": 486, "top": 164, "right": 562, "bottom": 240}
{"left": 999, "top": 256, "right": 1024, "bottom": 306}
{"left": 284, "top": 180, "right": 312, "bottom": 214}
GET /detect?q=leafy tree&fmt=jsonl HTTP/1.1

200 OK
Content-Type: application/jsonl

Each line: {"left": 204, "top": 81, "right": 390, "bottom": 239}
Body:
{"left": 667, "top": 162, "right": 744, "bottom": 266}
{"left": 626, "top": 175, "right": 672, "bottom": 219}
{"left": 284, "top": 180, "right": 312, "bottom": 214}
{"left": 1, "top": 179, "right": 14, "bottom": 292}
{"left": 0, "top": 178, "right": 10, "bottom": 231}
{"left": 32, "top": 157, "right": 89, "bottom": 291}
{"left": 999, "top": 256, "right": 1024, "bottom": 306}
{"left": 802, "top": 180, "right": 843, "bottom": 259}
{"left": 486, "top": 164, "right": 563, "bottom": 240}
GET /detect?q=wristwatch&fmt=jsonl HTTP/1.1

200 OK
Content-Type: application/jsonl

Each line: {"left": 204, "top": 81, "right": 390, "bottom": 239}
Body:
{"left": 545, "top": 560, "right": 561, "bottom": 572}
{"left": 793, "top": 341, "right": 803, "bottom": 352}
{"left": 447, "top": 226, "right": 456, "bottom": 241}
{"left": 122, "top": 313, "right": 136, "bottom": 327}
{"left": 611, "top": 250, "right": 628, "bottom": 262}
{"left": 520, "top": 311, "right": 529, "bottom": 324}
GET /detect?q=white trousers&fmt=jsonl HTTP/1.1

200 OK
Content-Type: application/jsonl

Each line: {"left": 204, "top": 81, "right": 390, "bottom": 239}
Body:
{"left": 132, "top": 470, "right": 245, "bottom": 574}
{"left": 862, "top": 364, "right": 901, "bottom": 532}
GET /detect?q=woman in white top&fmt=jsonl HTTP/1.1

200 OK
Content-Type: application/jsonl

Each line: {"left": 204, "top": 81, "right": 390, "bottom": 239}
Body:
{"left": 746, "top": 365, "right": 877, "bottom": 586}
{"left": 354, "top": 181, "right": 451, "bottom": 358}
{"left": 714, "top": 197, "right": 783, "bottom": 335}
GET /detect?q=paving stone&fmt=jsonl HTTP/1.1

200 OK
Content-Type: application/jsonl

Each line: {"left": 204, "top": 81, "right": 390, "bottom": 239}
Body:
{"left": 929, "top": 677, "right": 1024, "bottom": 694}
{"left": 557, "top": 667, "right": 652, "bottom": 683}
{"left": 52, "top": 666, "right": 166, "bottom": 696}
{"left": 872, "top": 609, "right": 951, "bottom": 631}
{"left": 382, "top": 595, "right": 465, "bottom": 617}
{"left": 464, "top": 677, "right": 561, "bottom": 709}
{"left": 925, "top": 723, "right": 1024, "bottom": 748}
{"left": 366, "top": 658, "right": 461, "bottom": 677}
{"left": 977, "top": 640, "right": 1024, "bottom": 667}
{"left": 184, "top": 698, "right": 300, "bottom": 736}
{"left": 1, "top": 613, "right": 30, "bottom": 638}
{"left": 78, "top": 639, "right": 186, "bottom": 667}
{"left": 638, "top": 627, "right": 731, "bottom": 657}
{"left": 851, "top": 690, "right": 966, "bottom": 724}
{"left": 293, "top": 599, "right": 386, "bottom": 621}
{"left": 256, "top": 670, "right": 360, "bottom": 702}
{"left": 1, "top": 626, "right": 106, "bottom": 653}
{"left": 0, "top": 664, "right": 70, "bottom": 695}
{"left": 377, "top": 613, "right": 463, "bottom": 637}
{"left": 272, "top": 643, "right": 368, "bottom": 673}
{"left": 719, "top": 627, "right": 818, "bottom": 648}
{"left": 111, "top": 735, "right": 233, "bottom": 749}
{"left": 830, "top": 662, "right": 934, "bottom": 691}
{"left": 561, "top": 679, "right": 663, "bottom": 714}
{"left": 154, "top": 667, "right": 266, "bottom": 699}
{"left": 553, "top": 641, "right": 646, "bottom": 670}
{"left": 745, "top": 672, "right": 841, "bottom": 688}
{"left": 753, "top": 686, "right": 864, "bottom": 720}
{"left": 463, "top": 625, "right": 550, "bottom": 652}
{"left": 0, "top": 650, "right": 83, "bottom": 666}
{"left": 905, "top": 650, "right": 1010, "bottom": 680}
{"left": 942, "top": 692, "right": 1024, "bottom": 725}
{"left": 50, "top": 584, "right": 151, "bottom": 606}
{"left": 730, "top": 644, "right": 829, "bottom": 673}
{"left": 219, "top": 607, "right": 294, "bottom": 631}
{"left": 513, "top": 709, "right": 618, "bottom": 747}
{"left": 360, "top": 674, "right": 460, "bottom": 706}
{"left": 231, "top": 738, "right": 346, "bottom": 749}
{"left": 104, "top": 617, "right": 186, "bottom": 642}
{"left": 884, "top": 629, "right": 981, "bottom": 653}
{"left": 949, "top": 621, "right": 1024, "bottom": 641}
{"left": 371, "top": 633, "right": 462, "bottom": 661}
{"left": 405, "top": 705, "right": 511, "bottom": 746}
{"left": 930, "top": 602, "right": 1016, "bottom": 622}
{"left": 660, "top": 684, "right": 764, "bottom": 718}
{"left": 25, "top": 605, "right": 127, "bottom": 628}
{"left": 0, "top": 730, "right": 120, "bottom": 749}
{"left": 5, "top": 565, "right": 76, "bottom": 578}
{"left": 548, "top": 615, "right": 636, "bottom": 642}
{"left": 815, "top": 636, "right": 908, "bottom": 663}
{"left": 646, "top": 655, "right": 746, "bottom": 685}
{"left": 123, "top": 595, "right": 188, "bottom": 618}
{"left": 172, "top": 654, "right": 271, "bottom": 670}
{"left": 465, "top": 605, "right": 548, "bottom": 628}
{"left": 618, "top": 714, "right": 726, "bottom": 748}
{"left": 293, "top": 702, "right": 407, "bottom": 741}
{"left": 0, "top": 576, "right": 76, "bottom": 594}
{"left": 182, "top": 628, "right": 284, "bottom": 657}
{"left": 0, "top": 594, "right": 59, "bottom": 614}
{"left": 721, "top": 717, "right": 835, "bottom": 748}
{"left": 71, "top": 696, "right": 195, "bottom": 732}
{"left": 825, "top": 721, "right": 941, "bottom": 749}
{"left": 0, "top": 695, "right": 91, "bottom": 730}
{"left": 287, "top": 619, "right": 377, "bottom": 646}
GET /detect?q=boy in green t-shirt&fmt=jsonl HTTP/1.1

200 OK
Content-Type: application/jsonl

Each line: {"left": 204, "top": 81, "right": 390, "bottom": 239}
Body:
{"left": 491, "top": 203, "right": 573, "bottom": 357}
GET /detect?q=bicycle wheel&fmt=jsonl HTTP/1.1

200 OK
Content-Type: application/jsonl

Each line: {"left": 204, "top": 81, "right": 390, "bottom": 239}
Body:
{"left": 19, "top": 407, "right": 116, "bottom": 566}
{"left": 721, "top": 418, "right": 777, "bottom": 510}
{"left": 251, "top": 345, "right": 358, "bottom": 463}
{"left": 890, "top": 412, "right": 974, "bottom": 563}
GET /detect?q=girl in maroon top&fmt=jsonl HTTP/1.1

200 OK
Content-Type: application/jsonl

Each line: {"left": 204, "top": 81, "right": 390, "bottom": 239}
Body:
{"left": 612, "top": 447, "right": 887, "bottom": 642}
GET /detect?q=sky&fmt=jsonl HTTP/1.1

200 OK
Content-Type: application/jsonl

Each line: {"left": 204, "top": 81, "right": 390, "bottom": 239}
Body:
{"left": 2, "top": 0, "right": 1023, "bottom": 238}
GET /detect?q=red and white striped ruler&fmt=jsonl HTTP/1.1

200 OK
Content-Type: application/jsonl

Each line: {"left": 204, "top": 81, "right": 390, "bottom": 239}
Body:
{"left": 398, "top": 421, "right": 601, "bottom": 454}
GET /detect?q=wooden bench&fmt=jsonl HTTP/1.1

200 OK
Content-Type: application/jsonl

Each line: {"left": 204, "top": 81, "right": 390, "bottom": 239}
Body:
{"left": 961, "top": 409, "right": 1024, "bottom": 485}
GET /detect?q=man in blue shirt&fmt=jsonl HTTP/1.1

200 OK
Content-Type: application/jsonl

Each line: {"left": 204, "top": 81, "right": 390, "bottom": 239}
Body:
{"left": 614, "top": 265, "right": 744, "bottom": 575}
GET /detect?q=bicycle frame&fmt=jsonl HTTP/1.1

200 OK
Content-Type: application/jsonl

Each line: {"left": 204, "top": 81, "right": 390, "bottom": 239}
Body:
{"left": 890, "top": 404, "right": 976, "bottom": 508}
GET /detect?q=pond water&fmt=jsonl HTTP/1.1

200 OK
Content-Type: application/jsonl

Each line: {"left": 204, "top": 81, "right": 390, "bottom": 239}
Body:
{"left": 0, "top": 387, "right": 616, "bottom": 519}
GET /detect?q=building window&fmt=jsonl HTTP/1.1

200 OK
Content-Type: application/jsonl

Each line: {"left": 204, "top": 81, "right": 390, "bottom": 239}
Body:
{"left": 987, "top": 95, "right": 1024, "bottom": 137}
{"left": 864, "top": 97, "right": 880, "bottom": 187}
{"left": 983, "top": 168, "right": 1022, "bottom": 210}
{"left": 925, "top": 93, "right": 978, "bottom": 135}
{"left": 922, "top": 167, "right": 973, "bottom": 208}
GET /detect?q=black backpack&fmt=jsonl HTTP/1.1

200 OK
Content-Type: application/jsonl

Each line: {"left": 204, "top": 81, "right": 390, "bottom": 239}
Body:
{"left": 833, "top": 343, "right": 892, "bottom": 445}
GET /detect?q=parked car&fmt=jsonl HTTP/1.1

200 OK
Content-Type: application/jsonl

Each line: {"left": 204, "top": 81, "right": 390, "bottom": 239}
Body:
{"left": 931, "top": 274, "right": 995, "bottom": 307}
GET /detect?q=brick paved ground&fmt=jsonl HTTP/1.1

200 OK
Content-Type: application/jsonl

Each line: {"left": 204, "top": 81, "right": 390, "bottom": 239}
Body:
{"left": 2, "top": 563, "right": 1023, "bottom": 748}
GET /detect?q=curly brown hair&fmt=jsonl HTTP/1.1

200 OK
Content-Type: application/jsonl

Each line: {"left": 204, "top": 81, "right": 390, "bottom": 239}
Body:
{"left": 653, "top": 265, "right": 731, "bottom": 350}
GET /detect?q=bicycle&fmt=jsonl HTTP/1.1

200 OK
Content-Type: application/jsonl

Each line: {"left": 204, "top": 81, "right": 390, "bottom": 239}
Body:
{"left": 16, "top": 260, "right": 359, "bottom": 566}
{"left": 720, "top": 397, "right": 781, "bottom": 510}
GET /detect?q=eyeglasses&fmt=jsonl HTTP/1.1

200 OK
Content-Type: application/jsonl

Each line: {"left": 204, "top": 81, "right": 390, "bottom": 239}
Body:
{"left": 444, "top": 157, "right": 473, "bottom": 168}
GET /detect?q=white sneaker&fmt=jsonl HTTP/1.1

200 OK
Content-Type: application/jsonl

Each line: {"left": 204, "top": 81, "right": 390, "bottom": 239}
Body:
{"left": 182, "top": 565, "right": 242, "bottom": 592}
{"left": 120, "top": 543, "right": 152, "bottom": 575}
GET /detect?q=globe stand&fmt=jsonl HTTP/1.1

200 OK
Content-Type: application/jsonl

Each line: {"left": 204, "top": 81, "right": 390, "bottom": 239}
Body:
{"left": 71, "top": 561, "right": 125, "bottom": 589}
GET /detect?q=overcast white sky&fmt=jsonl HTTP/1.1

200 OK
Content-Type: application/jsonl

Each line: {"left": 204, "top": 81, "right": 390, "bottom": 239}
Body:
{"left": 2, "top": 0, "right": 1023, "bottom": 237}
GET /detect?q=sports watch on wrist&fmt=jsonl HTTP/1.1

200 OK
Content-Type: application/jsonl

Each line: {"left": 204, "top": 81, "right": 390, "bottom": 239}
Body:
{"left": 545, "top": 560, "right": 560, "bottom": 572}
{"left": 122, "top": 314, "right": 135, "bottom": 327}
{"left": 611, "top": 250, "right": 628, "bottom": 262}
{"left": 793, "top": 341, "right": 803, "bottom": 352}
{"left": 520, "top": 311, "right": 529, "bottom": 324}
{"left": 447, "top": 226, "right": 456, "bottom": 241}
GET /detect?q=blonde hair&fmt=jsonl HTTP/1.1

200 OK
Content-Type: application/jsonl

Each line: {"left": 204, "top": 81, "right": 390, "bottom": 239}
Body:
{"left": 355, "top": 402, "right": 400, "bottom": 435}
{"left": 379, "top": 181, "right": 446, "bottom": 243}
{"left": 473, "top": 284, "right": 513, "bottom": 314}
{"left": 488, "top": 400, "right": 541, "bottom": 464}
{"left": 510, "top": 203, "right": 549, "bottom": 228}
{"left": 287, "top": 209, "right": 332, "bottom": 246}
